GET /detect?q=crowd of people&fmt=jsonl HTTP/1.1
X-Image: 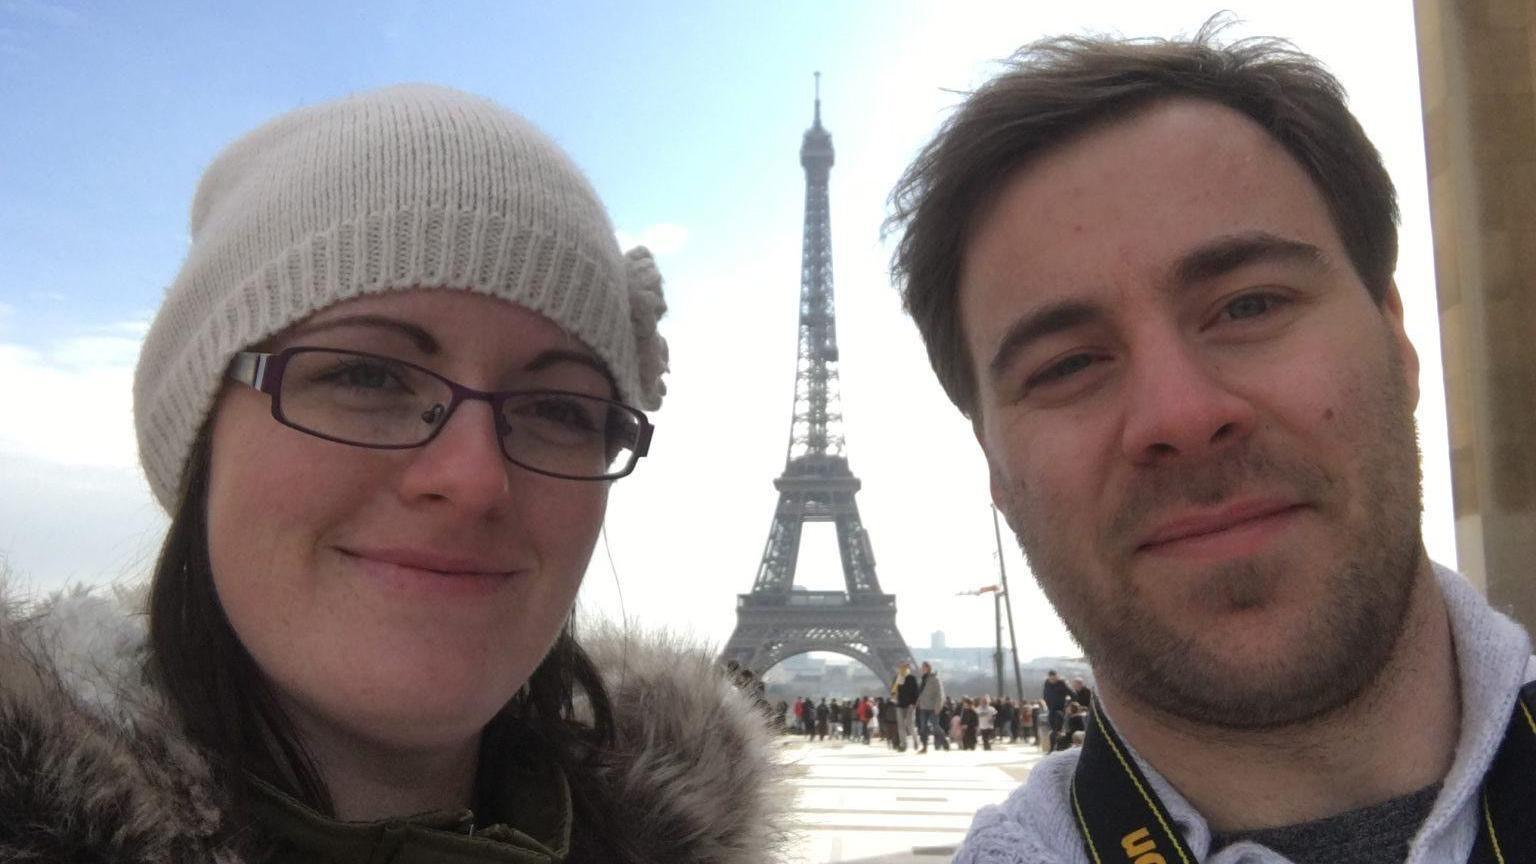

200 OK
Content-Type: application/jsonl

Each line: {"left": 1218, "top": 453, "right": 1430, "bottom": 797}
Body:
{"left": 772, "top": 664, "right": 1096, "bottom": 755}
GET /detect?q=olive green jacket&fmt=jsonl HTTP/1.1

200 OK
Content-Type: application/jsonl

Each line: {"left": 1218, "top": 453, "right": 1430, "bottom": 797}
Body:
{"left": 247, "top": 752, "right": 574, "bottom": 863}
{"left": 0, "top": 589, "right": 786, "bottom": 863}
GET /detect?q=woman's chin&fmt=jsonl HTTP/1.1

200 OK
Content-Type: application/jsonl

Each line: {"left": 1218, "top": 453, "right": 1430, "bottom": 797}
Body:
{"left": 312, "top": 688, "right": 514, "bottom": 753}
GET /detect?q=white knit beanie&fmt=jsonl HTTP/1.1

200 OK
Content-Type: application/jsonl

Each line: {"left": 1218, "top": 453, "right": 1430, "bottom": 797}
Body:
{"left": 133, "top": 84, "right": 668, "bottom": 512}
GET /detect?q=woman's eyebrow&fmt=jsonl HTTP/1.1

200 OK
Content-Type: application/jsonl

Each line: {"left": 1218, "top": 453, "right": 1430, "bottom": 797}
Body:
{"left": 286, "top": 315, "right": 440, "bottom": 354}
{"left": 525, "top": 349, "right": 616, "bottom": 384}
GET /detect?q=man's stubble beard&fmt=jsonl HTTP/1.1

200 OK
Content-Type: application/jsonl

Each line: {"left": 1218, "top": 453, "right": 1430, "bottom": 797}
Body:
{"left": 1000, "top": 344, "right": 1424, "bottom": 731}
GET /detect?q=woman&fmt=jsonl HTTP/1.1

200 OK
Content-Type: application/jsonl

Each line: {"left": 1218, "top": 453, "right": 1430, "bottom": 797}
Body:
{"left": 0, "top": 85, "right": 780, "bottom": 863}
{"left": 976, "top": 696, "right": 997, "bottom": 751}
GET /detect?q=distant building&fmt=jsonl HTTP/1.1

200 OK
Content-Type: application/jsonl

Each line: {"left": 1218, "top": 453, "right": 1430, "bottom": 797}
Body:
{"left": 930, "top": 630, "right": 946, "bottom": 650}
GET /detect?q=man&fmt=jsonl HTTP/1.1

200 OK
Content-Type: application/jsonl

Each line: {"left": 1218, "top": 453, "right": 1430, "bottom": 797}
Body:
{"left": 1069, "top": 677, "right": 1093, "bottom": 711}
{"left": 997, "top": 696, "right": 1015, "bottom": 743}
{"left": 887, "top": 25, "right": 1534, "bottom": 864}
{"left": 1041, "top": 670, "right": 1072, "bottom": 754}
{"left": 893, "top": 661, "right": 920, "bottom": 752}
{"left": 916, "top": 661, "right": 947, "bottom": 752}
{"left": 877, "top": 696, "right": 898, "bottom": 749}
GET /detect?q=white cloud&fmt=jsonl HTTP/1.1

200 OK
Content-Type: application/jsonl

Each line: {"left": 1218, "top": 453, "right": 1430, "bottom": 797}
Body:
{"left": 617, "top": 223, "right": 689, "bottom": 256}
{"left": 0, "top": 330, "right": 141, "bottom": 469}
{"left": 98, "top": 318, "right": 151, "bottom": 338}
{"left": 0, "top": 452, "right": 166, "bottom": 596}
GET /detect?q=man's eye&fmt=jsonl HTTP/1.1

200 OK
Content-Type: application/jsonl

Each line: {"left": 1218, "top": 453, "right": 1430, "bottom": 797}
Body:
{"left": 1223, "top": 293, "right": 1284, "bottom": 321}
{"left": 1027, "top": 353, "right": 1096, "bottom": 388}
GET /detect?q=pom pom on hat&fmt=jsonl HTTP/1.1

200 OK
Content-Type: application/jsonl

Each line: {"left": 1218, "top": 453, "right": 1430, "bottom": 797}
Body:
{"left": 625, "top": 246, "right": 670, "bottom": 410}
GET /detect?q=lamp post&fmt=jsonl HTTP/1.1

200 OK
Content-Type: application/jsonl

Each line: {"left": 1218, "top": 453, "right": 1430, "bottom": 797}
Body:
{"left": 991, "top": 506, "right": 1027, "bottom": 702}
{"left": 955, "top": 507, "right": 1028, "bottom": 702}
{"left": 957, "top": 583, "right": 1006, "bottom": 698}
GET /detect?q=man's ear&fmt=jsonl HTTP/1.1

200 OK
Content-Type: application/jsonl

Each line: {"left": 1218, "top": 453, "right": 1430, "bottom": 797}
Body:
{"left": 1381, "top": 280, "right": 1420, "bottom": 409}
{"left": 973, "top": 413, "right": 1009, "bottom": 511}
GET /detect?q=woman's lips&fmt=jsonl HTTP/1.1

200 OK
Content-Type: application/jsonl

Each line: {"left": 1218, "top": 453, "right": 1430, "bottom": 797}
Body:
{"left": 338, "top": 547, "right": 518, "bottom": 595}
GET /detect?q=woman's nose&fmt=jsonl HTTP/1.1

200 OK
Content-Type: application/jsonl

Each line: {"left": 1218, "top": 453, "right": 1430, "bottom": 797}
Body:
{"left": 397, "top": 398, "right": 513, "bottom": 511}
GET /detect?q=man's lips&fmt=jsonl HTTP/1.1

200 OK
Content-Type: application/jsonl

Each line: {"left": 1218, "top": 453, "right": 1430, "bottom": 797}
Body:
{"left": 1136, "top": 500, "right": 1306, "bottom": 553}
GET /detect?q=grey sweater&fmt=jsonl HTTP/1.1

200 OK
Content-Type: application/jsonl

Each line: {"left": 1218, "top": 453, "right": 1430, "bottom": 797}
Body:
{"left": 916, "top": 672, "right": 945, "bottom": 711}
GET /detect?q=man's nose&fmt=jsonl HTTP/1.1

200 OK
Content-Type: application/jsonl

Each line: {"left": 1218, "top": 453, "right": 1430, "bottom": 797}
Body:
{"left": 1118, "top": 337, "right": 1257, "bottom": 466}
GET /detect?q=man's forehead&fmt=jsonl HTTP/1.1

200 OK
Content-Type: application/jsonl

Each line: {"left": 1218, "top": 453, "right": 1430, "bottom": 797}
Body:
{"left": 962, "top": 98, "right": 1316, "bottom": 277}
{"left": 957, "top": 98, "right": 1346, "bottom": 358}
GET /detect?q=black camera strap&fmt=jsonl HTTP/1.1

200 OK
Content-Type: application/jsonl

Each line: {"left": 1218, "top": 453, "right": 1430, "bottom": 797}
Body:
{"left": 1070, "top": 681, "right": 1536, "bottom": 864}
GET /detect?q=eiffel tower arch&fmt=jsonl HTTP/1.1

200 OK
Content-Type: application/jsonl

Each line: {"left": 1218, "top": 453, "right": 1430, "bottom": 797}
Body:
{"left": 721, "top": 77, "right": 914, "bottom": 686}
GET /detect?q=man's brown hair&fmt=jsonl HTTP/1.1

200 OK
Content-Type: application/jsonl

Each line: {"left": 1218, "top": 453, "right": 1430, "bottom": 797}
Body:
{"left": 886, "top": 22, "right": 1399, "bottom": 417}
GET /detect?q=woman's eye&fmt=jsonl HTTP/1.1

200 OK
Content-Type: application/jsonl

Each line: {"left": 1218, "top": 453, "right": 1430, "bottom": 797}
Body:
{"left": 532, "top": 397, "right": 599, "bottom": 429}
{"left": 322, "top": 361, "right": 407, "bottom": 391}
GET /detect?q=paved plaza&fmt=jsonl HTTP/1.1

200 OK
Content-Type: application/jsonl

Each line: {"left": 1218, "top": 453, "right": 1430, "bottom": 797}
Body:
{"left": 778, "top": 735, "right": 1046, "bottom": 863}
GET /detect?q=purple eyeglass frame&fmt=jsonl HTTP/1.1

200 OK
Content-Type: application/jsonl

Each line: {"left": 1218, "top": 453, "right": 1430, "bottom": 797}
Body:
{"left": 226, "top": 347, "right": 653, "bottom": 481}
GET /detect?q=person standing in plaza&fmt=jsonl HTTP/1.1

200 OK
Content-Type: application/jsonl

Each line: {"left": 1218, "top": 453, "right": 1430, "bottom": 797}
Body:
{"left": 1041, "top": 670, "right": 1071, "bottom": 754}
{"left": 888, "top": 23, "right": 1536, "bottom": 863}
{"left": 960, "top": 698, "right": 980, "bottom": 751}
{"left": 877, "top": 697, "right": 898, "bottom": 748}
{"left": 977, "top": 696, "right": 998, "bottom": 751}
{"left": 938, "top": 697, "right": 956, "bottom": 751}
{"left": 915, "top": 661, "right": 946, "bottom": 753}
{"left": 893, "top": 661, "right": 920, "bottom": 752}
{"left": 1069, "top": 677, "right": 1093, "bottom": 712}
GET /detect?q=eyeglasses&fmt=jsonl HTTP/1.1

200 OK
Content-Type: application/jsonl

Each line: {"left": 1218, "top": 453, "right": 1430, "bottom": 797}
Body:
{"left": 227, "top": 347, "right": 652, "bottom": 480}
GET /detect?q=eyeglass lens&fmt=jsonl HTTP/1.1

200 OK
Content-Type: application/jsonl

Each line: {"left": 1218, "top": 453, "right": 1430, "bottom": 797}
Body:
{"left": 276, "top": 349, "right": 641, "bottom": 478}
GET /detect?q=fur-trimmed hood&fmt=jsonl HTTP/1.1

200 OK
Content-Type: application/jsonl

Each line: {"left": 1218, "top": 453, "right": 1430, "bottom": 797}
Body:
{"left": 0, "top": 585, "right": 787, "bottom": 863}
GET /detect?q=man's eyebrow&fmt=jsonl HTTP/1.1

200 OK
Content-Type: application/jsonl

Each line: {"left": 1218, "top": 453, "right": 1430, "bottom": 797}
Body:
{"left": 987, "top": 301, "right": 1103, "bottom": 380}
{"left": 286, "top": 315, "right": 440, "bottom": 354}
{"left": 1170, "top": 232, "right": 1328, "bottom": 287}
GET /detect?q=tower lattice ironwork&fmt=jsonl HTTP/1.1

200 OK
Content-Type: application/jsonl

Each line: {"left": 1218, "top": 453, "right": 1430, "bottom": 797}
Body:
{"left": 721, "top": 77, "right": 913, "bottom": 684}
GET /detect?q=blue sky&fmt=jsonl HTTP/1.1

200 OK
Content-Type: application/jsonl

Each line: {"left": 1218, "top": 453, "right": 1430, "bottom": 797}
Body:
{"left": 2, "top": 1, "right": 911, "bottom": 342}
{"left": 0, "top": 0, "right": 1447, "bottom": 662}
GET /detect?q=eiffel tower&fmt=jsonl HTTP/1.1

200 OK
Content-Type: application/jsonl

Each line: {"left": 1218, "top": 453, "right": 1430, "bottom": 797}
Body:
{"left": 721, "top": 77, "right": 914, "bottom": 685}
